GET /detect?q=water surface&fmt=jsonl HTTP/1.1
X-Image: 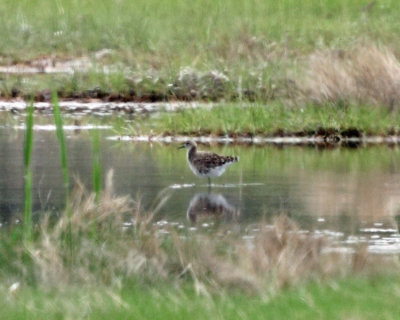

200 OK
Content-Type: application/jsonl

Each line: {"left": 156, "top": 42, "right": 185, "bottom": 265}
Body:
{"left": 1, "top": 114, "right": 400, "bottom": 253}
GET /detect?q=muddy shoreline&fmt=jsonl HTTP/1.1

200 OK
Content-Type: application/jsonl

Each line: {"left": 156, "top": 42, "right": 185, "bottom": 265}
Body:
{"left": 0, "top": 89, "right": 183, "bottom": 104}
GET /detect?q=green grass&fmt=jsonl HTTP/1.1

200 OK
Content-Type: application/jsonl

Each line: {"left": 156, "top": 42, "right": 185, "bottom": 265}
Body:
{"left": 122, "top": 103, "right": 400, "bottom": 136}
{"left": 1, "top": 276, "right": 400, "bottom": 320}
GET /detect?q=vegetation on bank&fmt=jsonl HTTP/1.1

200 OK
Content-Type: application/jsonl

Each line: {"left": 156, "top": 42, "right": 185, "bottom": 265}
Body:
{"left": 122, "top": 103, "right": 400, "bottom": 137}
{"left": 2, "top": 44, "right": 400, "bottom": 110}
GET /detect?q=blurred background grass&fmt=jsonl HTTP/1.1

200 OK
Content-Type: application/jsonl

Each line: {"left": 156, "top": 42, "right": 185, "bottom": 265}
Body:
{"left": 1, "top": 0, "right": 399, "bottom": 66}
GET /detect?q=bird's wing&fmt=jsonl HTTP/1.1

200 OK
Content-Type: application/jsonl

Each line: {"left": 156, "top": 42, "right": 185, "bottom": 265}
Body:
{"left": 192, "top": 152, "right": 236, "bottom": 168}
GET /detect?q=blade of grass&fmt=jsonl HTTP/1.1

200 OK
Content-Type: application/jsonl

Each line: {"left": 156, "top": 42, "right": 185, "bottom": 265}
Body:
{"left": 91, "top": 129, "right": 102, "bottom": 204}
{"left": 23, "top": 100, "right": 34, "bottom": 242}
{"left": 52, "top": 92, "right": 69, "bottom": 196}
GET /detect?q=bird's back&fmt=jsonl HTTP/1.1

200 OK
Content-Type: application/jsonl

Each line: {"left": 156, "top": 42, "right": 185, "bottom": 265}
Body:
{"left": 189, "top": 151, "right": 238, "bottom": 177}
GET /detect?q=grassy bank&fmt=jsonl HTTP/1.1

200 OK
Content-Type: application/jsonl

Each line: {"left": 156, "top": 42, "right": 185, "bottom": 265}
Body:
{"left": 121, "top": 103, "right": 400, "bottom": 137}
{"left": 0, "top": 1, "right": 400, "bottom": 107}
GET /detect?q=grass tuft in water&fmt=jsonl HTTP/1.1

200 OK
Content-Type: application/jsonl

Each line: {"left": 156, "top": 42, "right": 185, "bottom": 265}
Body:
{"left": 52, "top": 92, "right": 73, "bottom": 251}
{"left": 23, "top": 100, "right": 34, "bottom": 242}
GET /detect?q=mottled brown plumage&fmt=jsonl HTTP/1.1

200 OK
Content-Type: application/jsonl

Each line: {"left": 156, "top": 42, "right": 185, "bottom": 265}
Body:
{"left": 179, "top": 141, "right": 238, "bottom": 184}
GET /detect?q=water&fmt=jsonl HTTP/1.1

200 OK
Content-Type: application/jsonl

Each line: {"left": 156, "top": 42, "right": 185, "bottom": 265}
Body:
{"left": 2, "top": 114, "right": 400, "bottom": 253}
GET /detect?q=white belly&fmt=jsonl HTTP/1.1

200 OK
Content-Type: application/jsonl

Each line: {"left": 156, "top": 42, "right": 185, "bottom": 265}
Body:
{"left": 188, "top": 159, "right": 234, "bottom": 178}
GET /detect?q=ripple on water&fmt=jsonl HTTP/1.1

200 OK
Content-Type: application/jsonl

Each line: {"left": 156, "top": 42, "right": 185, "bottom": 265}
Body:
{"left": 360, "top": 227, "right": 398, "bottom": 233}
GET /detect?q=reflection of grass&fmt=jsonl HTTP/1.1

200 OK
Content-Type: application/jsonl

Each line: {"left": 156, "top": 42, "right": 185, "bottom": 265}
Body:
{"left": 143, "top": 142, "right": 400, "bottom": 177}
{"left": 123, "top": 103, "right": 400, "bottom": 136}
{"left": 236, "top": 145, "right": 400, "bottom": 173}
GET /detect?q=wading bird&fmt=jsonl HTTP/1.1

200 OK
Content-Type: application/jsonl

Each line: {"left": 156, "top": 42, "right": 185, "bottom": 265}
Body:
{"left": 178, "top": 141, "right": 238, "bottom": 186}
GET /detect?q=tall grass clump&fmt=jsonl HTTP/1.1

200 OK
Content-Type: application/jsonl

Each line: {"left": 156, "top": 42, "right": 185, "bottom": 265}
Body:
{"left": 23, "top": 101, "right": 34, "bottom": 242}
{"left": 303, "top": 45, "right": 400, "bottom": 110}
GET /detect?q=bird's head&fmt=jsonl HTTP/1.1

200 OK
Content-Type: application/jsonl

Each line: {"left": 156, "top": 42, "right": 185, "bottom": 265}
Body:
{"left": 178, "top": 140, "right": 197, "bottom": 150}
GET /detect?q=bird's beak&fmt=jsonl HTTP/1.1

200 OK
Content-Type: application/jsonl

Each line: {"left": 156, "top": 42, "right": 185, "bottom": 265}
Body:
{"left": 178, "top": 144, "right": 185, "bottom": 149}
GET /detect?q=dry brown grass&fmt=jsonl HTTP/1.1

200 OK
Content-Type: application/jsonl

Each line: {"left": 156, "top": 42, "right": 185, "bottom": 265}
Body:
{"left": 10, "top": 171, "right": 396, "bottom": 295}
{"left": 29, "top": 171, "right": 170, "bottom": 286}
{"left": 178, "top": 216, "right": 371, "bottom": 295}
{"left": 302, "top": 45, "right": 400, "bottom": 109}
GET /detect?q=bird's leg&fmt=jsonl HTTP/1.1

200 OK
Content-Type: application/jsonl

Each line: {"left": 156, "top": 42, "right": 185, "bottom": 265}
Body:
{"left": 208, "top": 177, "right": 211, "bottom": 192}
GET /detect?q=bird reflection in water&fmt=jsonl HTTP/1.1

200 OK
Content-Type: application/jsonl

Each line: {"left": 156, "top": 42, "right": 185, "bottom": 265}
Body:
{"left": 186, "top": 193, "right": 240, "bottom": 224}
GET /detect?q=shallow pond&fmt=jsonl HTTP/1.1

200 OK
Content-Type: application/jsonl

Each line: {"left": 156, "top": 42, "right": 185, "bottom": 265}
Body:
{"left": 1, "top": 113, "right": 400, "bottom": 253}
